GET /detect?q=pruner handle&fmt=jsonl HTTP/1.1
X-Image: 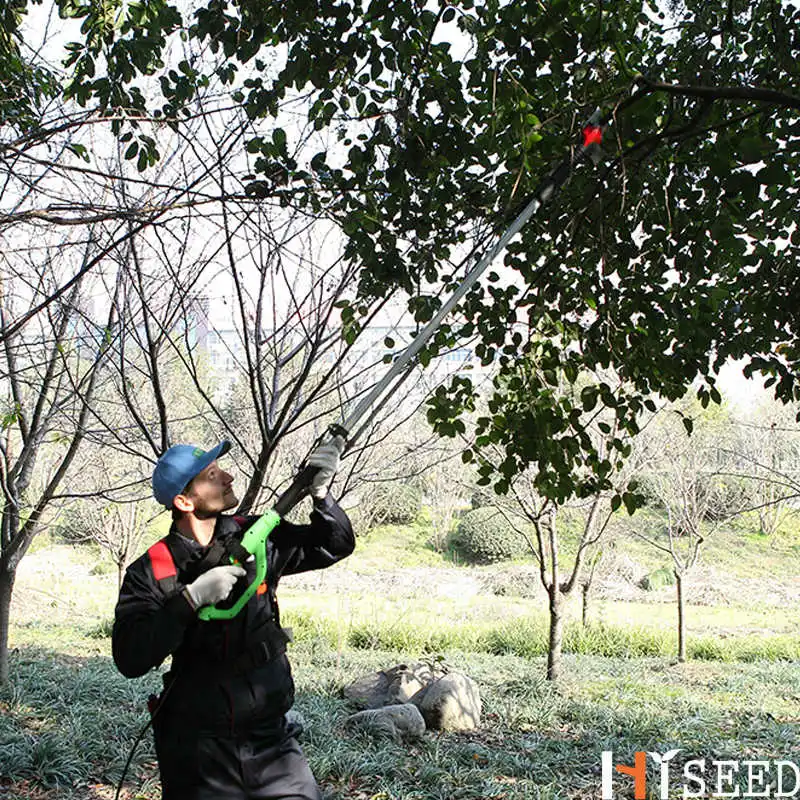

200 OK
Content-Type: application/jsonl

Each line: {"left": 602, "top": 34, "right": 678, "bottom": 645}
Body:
{"left": 197, "top": 426, "right": 349, "bottom": 621}
{"left": 273, "top": 424, "right": 350, "bottom": 516}
{"left": 273, "top": 463, "right": 318, "bottom": 517}
{"left": 197, "top": 510, "right": 281, "bottom": 621}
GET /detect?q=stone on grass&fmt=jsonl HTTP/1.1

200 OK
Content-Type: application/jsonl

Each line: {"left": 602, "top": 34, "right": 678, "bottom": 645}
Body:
{"left": 342, "top": 662, "right": 445, "bottom": 710}
{"left": 411, "top": 672, "right": 481, "bottom": 732}
{"left": 344, "top": 703, "right": 426, "bottom": 741}
{"left": 341, "top": 670, "right": 391, "bottom": 709}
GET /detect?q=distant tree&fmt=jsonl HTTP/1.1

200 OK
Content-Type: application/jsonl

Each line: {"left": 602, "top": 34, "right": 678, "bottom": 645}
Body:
{"left": 498, "top": 479, "right": 617, "bottom": 680}
{"left": 727, "top": 397, "right": 800, "bottom": 536}
{"left": 55, "top": 484, "right": 158, "bottom": 590}
{"left": 636, "top": 399, "right": 748, "bottom": 662}
{"left": 458, "top": 361, "right": 646, "bottom": 680}
{"left": 420, "top": 448, "right": 471, "bottom": 553}
{"left": 578, "top": 538, "right": 615, "bottom": 628}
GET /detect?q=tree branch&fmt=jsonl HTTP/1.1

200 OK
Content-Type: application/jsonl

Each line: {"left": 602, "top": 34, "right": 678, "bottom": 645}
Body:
{"left": 637, "top": 76, "right": 800, "bottom": 110}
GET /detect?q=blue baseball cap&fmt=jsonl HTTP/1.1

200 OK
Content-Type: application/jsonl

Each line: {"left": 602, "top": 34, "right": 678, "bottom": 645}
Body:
{"left": 152, "top": 440, "right": 232, "bottom": 508}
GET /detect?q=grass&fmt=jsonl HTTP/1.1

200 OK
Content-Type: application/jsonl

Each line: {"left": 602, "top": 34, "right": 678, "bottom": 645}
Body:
{"left": 349, "top": 503, "right": 800, "bottom": 590}
{"left": 5, "top": 511, "right": 800, "bottom": 798}
{"left": 280, "top": 606, "right": 800, "bottom": 664}
{"left": 3, "top": 636, "right": 800, "bottom": 800}
{"left": 608, "top": 507, "right": 800, "bottom": 581}
{"left": 351, "top": 517, "right": 455, "bottom": 570}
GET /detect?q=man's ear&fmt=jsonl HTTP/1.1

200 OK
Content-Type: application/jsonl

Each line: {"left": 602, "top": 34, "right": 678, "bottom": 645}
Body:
{"left": 173, "top": 493, "right": 195, "bottom": 513}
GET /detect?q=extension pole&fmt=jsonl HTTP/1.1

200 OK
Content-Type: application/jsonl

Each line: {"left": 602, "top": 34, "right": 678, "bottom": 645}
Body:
{"left": 340, "top": 110, "right": 604, "bottom": 438}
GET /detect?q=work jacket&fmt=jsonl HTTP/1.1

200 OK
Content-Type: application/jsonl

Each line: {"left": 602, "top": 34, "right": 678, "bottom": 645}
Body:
{"left": 112, "top": 495, "right": 354, "bottom": 736}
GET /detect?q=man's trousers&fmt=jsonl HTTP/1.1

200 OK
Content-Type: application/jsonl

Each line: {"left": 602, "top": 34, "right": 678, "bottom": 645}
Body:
{"left": 154, "top": 715, "right": 322, "bottom": 800}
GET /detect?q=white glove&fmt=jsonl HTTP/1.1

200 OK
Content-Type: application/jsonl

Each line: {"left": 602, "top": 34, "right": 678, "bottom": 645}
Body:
{"left": 308, "top": 435, "right": 344, "bottom": 499}
{"left": 183, "top": 564, "right": 246, "bottom": 611}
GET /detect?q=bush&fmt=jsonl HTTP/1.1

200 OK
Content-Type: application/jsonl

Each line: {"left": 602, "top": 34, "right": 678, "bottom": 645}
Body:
{"left": 639, "top": 567, "right": 676, "bottom": 591}
{"left": 451, "top": 506, "right": 526, "bottom": 564}
{"left": 369, "top": 483, "right": 423, "bottom": 526}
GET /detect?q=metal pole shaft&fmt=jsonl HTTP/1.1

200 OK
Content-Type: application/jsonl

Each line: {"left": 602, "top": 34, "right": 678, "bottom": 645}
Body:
{"left": 341, "top": 194, "right": 544, "bottom": 435}
{"left": 330, "top": 109, "right": 604, "bottom": 444}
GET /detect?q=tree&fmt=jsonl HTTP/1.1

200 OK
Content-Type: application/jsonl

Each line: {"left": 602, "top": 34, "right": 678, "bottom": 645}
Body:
{"left": 636, "top": 399, "right": 748, "bottom": 662}
{"left": 464, "top": 361, "right": 646, "bottom": 680}
{"left": 0, "top": 87, "right": 383, "bottom": 685}
{"left": 728, "top": 396, "right": 800, "bottom": 536}
{"left": 3, "top": 1, "right": 799, "bottom": 512}
{"left": 3, "top": 0, "right": 800, "bottom": 675}
{"left": 420, "top": 447, "right": 471, "bottom": 553}
{"left": 0, "top": 261, "right": 120, "bottom": 683}
{"left": 55, "top": 486, "right": 158, "bottom": 590}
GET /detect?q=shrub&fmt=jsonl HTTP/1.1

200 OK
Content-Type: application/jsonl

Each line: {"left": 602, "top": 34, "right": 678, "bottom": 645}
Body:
{"left": 451, "top": 506, "right": 526, "bottom": 564}
{"left": 639, "top": 567, "right": 676, "bottom": 591}
{"left": 369, "top": 483, "right": 423, "bottom": 526}
{"left": 483, "top": 568, "right": 540, "bottom": 599}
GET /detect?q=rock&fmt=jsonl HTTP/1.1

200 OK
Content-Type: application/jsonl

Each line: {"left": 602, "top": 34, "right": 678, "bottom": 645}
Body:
{"left": 285, "top": 708, "right": 305, "bottom": 733}
{"left": 344, "top": 703, "right": 426, "bottom": 741}
{"left": 343, "top": 662, "right": 445, "bottom": 709}
{"left": 342, "top": 670, "right": 391, "bottom": 709}
{"left": 411, "top": 672, "right": 481, "bottom": 732}
{"left": 384, "top": 662, "right": 442, "bottom": 705}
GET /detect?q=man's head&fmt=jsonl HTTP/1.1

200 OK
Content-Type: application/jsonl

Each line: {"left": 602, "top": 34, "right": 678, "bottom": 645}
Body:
{"left": 152, "top": 441, "right": 238, "bottom": 519}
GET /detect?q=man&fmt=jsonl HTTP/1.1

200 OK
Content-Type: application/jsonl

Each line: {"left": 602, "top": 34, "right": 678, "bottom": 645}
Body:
{"left": 112, "top": 436, "right": 353, "bottom": 800}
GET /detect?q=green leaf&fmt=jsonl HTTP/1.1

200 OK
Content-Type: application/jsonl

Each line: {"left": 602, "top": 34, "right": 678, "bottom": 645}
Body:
{"left": 622, "top": 492, "right": 640, "bottom": 515}
{"left": 581, "top": 386, "right": 598, "bottom": 412}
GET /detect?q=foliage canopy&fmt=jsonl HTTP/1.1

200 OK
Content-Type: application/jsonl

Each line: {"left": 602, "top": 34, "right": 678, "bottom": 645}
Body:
{"left": 3, "top": 0, "right": 800, "bottom": 502}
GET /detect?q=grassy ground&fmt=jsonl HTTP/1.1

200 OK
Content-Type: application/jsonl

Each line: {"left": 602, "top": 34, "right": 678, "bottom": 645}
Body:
{"left": 3, "top": 635, "right": 800, "bottom": 800}
{"left": 4, "top": 512, "right": 800, "bottom": 798}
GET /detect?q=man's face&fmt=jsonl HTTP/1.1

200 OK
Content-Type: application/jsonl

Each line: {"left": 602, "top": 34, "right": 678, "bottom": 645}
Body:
{"left": 178, "top": 460, "right": 237, "bottom": 518}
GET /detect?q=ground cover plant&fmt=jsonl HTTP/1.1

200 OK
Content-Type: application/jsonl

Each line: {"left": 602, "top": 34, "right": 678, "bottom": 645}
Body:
{"left": 3, "top": 636, "right": 800, "bottom": 800}
{"left": 5, "top": 513, "right": 800, "bottom": 799}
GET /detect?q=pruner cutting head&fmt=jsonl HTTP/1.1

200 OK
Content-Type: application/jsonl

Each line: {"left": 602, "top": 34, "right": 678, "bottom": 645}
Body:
{"left": 581, "top": 108, "right": 604, "bottom": 166}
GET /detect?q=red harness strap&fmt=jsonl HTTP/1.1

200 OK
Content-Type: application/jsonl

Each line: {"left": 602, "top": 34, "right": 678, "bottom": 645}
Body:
{"left": 148, "top": 540, "right": 177, "bottom": 581}
{"left": 148, "top": 539, "right": 179, "bottom": 595}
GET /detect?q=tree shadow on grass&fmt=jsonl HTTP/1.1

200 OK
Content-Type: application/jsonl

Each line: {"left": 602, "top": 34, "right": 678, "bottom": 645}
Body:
{"left": 2, "top": 645, "right": 161, "bottom": 800}
{"left": 6, "top": 645, "right": 800, "bottom": 800}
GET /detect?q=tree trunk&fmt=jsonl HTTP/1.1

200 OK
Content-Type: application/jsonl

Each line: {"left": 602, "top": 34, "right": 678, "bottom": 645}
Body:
{"left": 0, "top": 564, "right": 16, "bottom": 685}
{"left": 581, "top": 582, "right": 590, "bottom": 627}
{"left": 676, "top": 571, "right": 687, "bottom": 662}
{"left": 547, "top": 586, "right": 564, "bottom": 681}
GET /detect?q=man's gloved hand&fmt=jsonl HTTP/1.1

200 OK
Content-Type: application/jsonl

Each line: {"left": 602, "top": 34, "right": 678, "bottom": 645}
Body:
{"left": 308, "top": 435, "right": 345, "bottom": 499}
{"left": 183, "top": 564, "right": 246, "bottom": 611}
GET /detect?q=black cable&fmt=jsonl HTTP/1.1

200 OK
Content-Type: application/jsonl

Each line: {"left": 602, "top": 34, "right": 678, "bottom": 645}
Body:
{"left": 114, "top": 717, "right": 153, "bottom": 800}
{"left": 114, "top": 673, "right": 178, "bottom": 800}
